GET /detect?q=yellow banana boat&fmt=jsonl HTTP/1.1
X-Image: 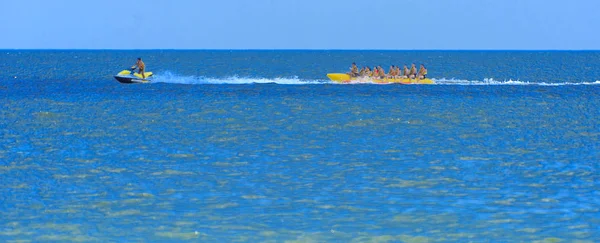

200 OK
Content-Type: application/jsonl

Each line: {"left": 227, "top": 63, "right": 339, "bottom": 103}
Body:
{"left": 327, "top": 73, "right": 434, "bottom": 84}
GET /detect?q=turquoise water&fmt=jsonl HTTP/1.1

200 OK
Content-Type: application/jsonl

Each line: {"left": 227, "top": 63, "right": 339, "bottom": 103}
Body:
{"left": 1, "top": 50, "right": 600, "bottom": 242}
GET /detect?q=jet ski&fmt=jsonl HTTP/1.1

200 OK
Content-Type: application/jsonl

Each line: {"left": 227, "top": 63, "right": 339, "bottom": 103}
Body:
{"left": 114, "top": 70, "right": 154, "bottom": 83}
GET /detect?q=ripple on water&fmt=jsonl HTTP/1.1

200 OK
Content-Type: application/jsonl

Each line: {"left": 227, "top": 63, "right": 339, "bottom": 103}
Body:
{"left": 1, "top": 85, "right": 599, "bottom": 241}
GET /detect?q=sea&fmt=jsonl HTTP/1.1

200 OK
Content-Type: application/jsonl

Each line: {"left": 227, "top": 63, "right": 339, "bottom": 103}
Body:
{"left": 1, "top": 50, "right": 599, "bottom": 242}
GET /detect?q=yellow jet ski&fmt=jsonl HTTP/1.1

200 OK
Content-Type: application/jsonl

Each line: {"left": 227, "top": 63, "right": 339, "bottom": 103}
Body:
{"left": 114, "top": 70, "right": 154, "bottom": 84}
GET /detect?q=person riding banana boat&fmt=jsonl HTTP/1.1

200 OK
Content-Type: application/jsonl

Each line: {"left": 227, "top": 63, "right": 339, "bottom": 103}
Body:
{"left": 418, "top": 64, "right": 428, "bottom": 79}
{"left": 347, "top": 62, "right": 359, "bottom": 77}
{"left": 388, "top": 65, "right": 396, "bottom": 78}
{"left": 409, "top": 64, "right": 417, "bottom": 79}
{"left": 403, "top": 65, "right": 410, "bottom": 78}
{"left": 372, "top": 66, "right": 379, "bottom": 78}
{"left": 394, "top": 66, "right": 401, "bottom": 78}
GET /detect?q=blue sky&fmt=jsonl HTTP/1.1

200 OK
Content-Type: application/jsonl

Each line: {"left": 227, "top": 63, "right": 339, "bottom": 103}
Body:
{"left": 1, "top": 0, "right": 599, "bottom": 49}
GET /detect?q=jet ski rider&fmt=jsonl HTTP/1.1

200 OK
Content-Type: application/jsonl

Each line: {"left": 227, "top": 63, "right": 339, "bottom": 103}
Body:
{"left": 131, "top": 57, "right": 146, "bottom": 79}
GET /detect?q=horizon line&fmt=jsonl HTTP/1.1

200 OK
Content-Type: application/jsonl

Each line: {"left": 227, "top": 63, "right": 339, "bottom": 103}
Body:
{"left": 1, "top": 48, "right": 600, "bottom": 51}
